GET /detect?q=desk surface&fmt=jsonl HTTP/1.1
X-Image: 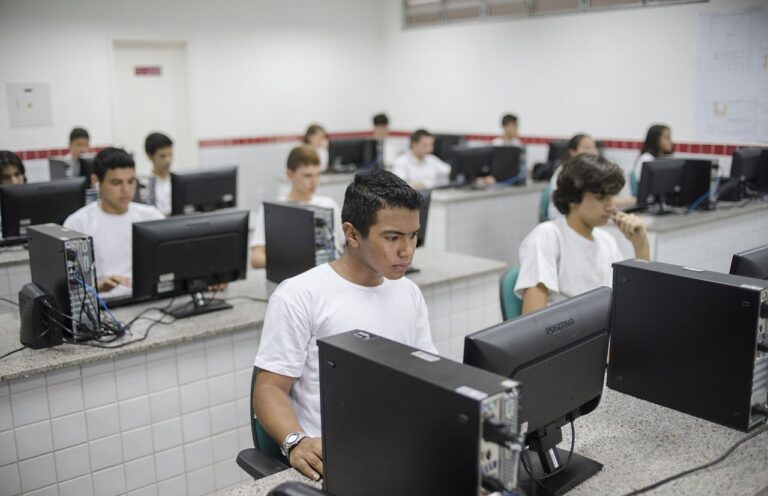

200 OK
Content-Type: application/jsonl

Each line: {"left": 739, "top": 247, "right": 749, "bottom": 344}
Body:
{"left": 0, "top": 248, "right": 505, "bottom": 382}
{"left": 642, "top": 200, "right": 768, "bottom": 233}
{"left": 0, "top": 245, "right": 29, "bottom": 268}
{"left": 431, "top": 182, "right": 547, "bottom": 203}
{"left": 274, "top": 172, "right": 356, "bottom": 186}
{"left": 225, "top": 387, "right": 768, "bottom": 496}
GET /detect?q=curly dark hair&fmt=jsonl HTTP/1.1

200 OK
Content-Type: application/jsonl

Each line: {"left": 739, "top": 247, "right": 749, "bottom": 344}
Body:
{"left": 553, "top": 154, "right": 625, "bottom": 215}
{"left": 342, "top": 168, "right": 423, "bottom": 237}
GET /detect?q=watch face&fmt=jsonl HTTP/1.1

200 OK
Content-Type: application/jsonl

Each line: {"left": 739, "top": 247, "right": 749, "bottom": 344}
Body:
{"left": 286, "top": 432, "right": 301, "bottom": 444}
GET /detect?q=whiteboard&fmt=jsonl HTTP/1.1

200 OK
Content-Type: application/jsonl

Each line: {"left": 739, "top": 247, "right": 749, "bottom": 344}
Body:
{"left": 697, "top": 7, "right": 768, "bottom": 143}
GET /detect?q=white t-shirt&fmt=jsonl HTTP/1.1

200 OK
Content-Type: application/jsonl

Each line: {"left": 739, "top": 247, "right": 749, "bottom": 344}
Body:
{"left": 633, "top": 152, "right": 656, "bottom": 183}
{"left": 153, "top": 175, "right": 172, "bottom": 216}
{"left": 250, "top": 194, "right": 345, "bottom": 254}
{"left": 548, "top": 165, "right": 564, "bottom": 221}
{"left": 254, "top": 263, "right": 437, "bottom": 437}
{"left": 381, "top": 138, "right": 406, "bottom": 170}
{"left": 392, "top": 151, "right": 451, "bottom": 189}
{"left": 491, "top": 137, "right": 523, "bottom": 147}
{"left": 63, "top": 202, "right": 164, "bottom": 291}
{"left": 515, "top": 218, "right": 624, "bottom": 305}
{"left": 316, "top": 147, "right": 329, "bottom": 173}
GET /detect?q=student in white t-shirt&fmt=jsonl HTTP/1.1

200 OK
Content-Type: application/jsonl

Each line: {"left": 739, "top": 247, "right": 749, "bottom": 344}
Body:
{"left": 491, "top": 113, "right": 523, "bottom": 147}
{"left": 61, "top": 127, "right": 92, "bottom": 177}
{"left": 144, "top": 132, "right": 174, "bottom": 216}
{"left": 372, "top": 112, "right": 405, "bottom": 169}
{"left": 253, "top": 168, "right": 437, "bottom": 481}
{"left": 634, "top": 124, "right": 673, "bottom": 184}
{"left": 392, "top": 129, "right": 451, "bottom": 189}
{"left": 64, "top": 147, "right": 164, "bottom": 295}
{"left": 516, "top": 154, "right": 650, "bottom": 314}
{"left": 303, "top": 124, "right": 329, "bottom": 173}
{"left": 548, "top": 134, "right": 599, "bottom": 220}
{"left": 250, "top": 145, "right": 344, "bottom": 268}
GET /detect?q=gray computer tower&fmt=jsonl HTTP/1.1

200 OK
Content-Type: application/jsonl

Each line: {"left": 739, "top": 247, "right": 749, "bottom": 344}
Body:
{"left": 264, "top": 201, "right": 337, "bottom": 284}
{"left": 27, "top": 224, "right": 100, "bottom": 340}
{"left": 608, "top": 259, "right": 768, "bottom": 432}
{"left": 319, "top": 330, "right": 522, "bottom": 496}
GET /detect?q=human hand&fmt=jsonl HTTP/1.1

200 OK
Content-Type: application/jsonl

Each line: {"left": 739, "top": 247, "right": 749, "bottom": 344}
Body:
{"left": 97, "top": 275, "right": 131, "bottom": 292}
{"left": 289, "top": 436, "right": 323, "bottom": 481}
{"left": 612, "top": 211, "right": 646, "bottom": 243}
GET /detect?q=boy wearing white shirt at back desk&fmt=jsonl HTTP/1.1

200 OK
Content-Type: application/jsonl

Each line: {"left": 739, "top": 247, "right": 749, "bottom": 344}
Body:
{"left": 392, "top": 129, "right": 451, "bottom": 189}
{"left": 253, "top": 168, "right": 437, "bottom": 482}
{"left": 250, "top": 145, "right": 344, "bottom": 268}
{"left": 64, "top": 147, "right": 164, "bottom": 295}
{"left": 516, "top": 154, "right": 650, "bottom": 315}
{"left": 145, "top": 132, "right": 174, "bottom": 216}
{"left": 491, "top": 113, "right": 523, "bottom": 147}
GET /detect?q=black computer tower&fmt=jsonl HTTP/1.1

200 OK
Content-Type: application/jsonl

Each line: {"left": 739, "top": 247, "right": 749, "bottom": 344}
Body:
{"left": 319, "top": 330, "right": 522, "bottom": 496}
{"left": 28, "top": 224, "right": 100, "bottom": 340}
{"left": 608, "top": 259, "right": 768, "bottom": 432}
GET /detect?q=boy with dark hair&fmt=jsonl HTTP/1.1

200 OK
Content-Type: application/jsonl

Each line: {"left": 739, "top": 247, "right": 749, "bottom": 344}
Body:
{"left": 0, "top": 150, "right": 26, "bottom": 185}
{"left": 253, "top": 167, "right": 437, "bottom": 481}
{"left": 61, "top": 127, "right": 92, "bottom": 175}
{"left": 64, "top": 147, "right": 163, "bottom": 294}
{"left": 144, "top": 132, "right": 174, "bottom": 215}
{"left": 515, "top": 154, "right": 649, "bottom": 314}
{"left": 492, "top": 114, "right": 522, "bottom": 147}
{"left": 250, "top": 145, "right": 344, "bottom": 268}
{"left": 392, "top": 128, "right": 450, "bottom": 189}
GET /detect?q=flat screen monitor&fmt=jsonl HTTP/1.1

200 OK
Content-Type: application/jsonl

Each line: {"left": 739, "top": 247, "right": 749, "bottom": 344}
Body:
{"left": 170, "top": 166, "right": 237, "bottom": 215}
{"left": 450, "top": 147, "right": 494, "bottom": 182}
{"left": 432, "top": 134, "right": 465, "bottom": 164}
{"left": 730, "top": 244, "right": 768, "bottom": 280}
{"left": 636, "top": 158, "right": 714, "bottom": 214}
{"left": 328, "top": 139, "right": 377, "bottom": 172}
{"left": 731, "top": 148, "right": 768, "bottom": 193}
{"left": 491, "top": 146, "right": 524, "bottom": 185}
{"left": 464, "top": 287, "right": 611, "bottom": 494}
{"left": 131, "top": 209, "right": 249, "bottom": 318}
{"left": 547, "top": 140, "right": 569, "bottom": 162}
{"left": 0, "top": 178, "right": 88, "bottom": 240}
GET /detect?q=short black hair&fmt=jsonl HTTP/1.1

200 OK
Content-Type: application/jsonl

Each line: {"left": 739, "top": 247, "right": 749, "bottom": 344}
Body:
{"left": 567, "top": 133, "right": 591, "bottom": 152}
{"left": 372, "top": 113, "right": 389, "bottom": 126}
{"left": 93, "top": 147, "right": 135, "bottom": 182}
{"left": 342, "top": 168, "right": 423, "bottom": 238}
{"left": 145, "top": 132, "right": 173, "bottom": 157}
{"left": 410, "top": 128, "right": 432, "bottom": 145}
{"left": 501, "top": 114, "right": 518, "bottom": 127}
{"left": 553, "top": 154, "right": 625, "bottom": 215}
{"left": 69, "top": 127, "right": 89, "bottom": 143}
{"left": 0, "top": 150, "right": 25, "bottom": 178}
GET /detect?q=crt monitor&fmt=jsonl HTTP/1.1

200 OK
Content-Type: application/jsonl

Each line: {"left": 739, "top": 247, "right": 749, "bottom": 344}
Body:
{"left": 131, "top": 209, "right": 249, "bottom": 318}
{"left": 464, "top": 287, "right": 611, "bottom": 495}
{"left": 170, "top": 166, "right": 237, "bottom": 215}
{"left": 450, "top": 146, "right": 494, "bottom": 182}
{"left": 0, "top": 178, "right": 88, "bottom": 239}
{"left": 491, "top": 146, "right": 524, "bottom": 184}
{"left": 636, "top": 158, "right": 714, "bottom": 214}
{"left": 328, "top": 139, "right": 377, "bottom": 171}
{"left": 730, "top": 244, "right": 768, "bottom": 280}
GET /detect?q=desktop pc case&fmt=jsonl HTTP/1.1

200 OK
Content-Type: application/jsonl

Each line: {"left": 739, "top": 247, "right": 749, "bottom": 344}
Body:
{"left": 27, "top": 224, "right": 100, "bottom": 340}
{"left": 319, "top": 330, "right": 522, "bottom": 496}
{"left": 608, "top": 259, "right": 768, "bottom": 432}
{"left": 264, "top": 202, "right": 337, "bottom": 284}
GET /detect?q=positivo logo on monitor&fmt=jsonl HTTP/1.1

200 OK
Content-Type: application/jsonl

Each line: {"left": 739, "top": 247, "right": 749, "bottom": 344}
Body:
{"left": 546, "top": 318, "right": 575, "bottom": 335}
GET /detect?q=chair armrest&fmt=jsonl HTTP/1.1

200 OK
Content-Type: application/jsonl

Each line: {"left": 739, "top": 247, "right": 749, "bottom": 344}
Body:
{"left": 236, "top": 448, "right": 290, "bottom": 480}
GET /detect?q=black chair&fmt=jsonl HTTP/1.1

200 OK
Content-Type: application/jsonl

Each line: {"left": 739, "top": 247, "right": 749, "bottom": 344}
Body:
{"left": 236, "top": 367, "right": 291, "bottom": 479}
{"left": 268, "top": 482, "right": 324, "bottom": 495}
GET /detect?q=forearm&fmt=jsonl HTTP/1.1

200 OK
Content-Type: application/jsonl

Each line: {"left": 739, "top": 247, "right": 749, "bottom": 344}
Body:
{"left": 250, "top": 246, "right": 266, "bottom": 268}
{"left": 522, "top": 284, "right": 548, "bottom": 315}
{"left": 632, "top": 239, "right": 650, "bottom": 261}
{"left": 253, "top": 383, "right": 304, "bottom": 443}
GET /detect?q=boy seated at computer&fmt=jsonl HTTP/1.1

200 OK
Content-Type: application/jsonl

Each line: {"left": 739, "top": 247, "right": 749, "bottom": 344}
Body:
{"left": 392, "top": 129, "right": 451, "bottom": 189}
{"left": 144, "top": 132, "right": 174, "bottom": 216}
{"left": 515, "top": 154, "right": 650, "bottom": 315}
{"left": 250, "top": 145, "right": 344, "bottom": 268}
{"left": 64, "top": 147, "right": 164, "bottom": 294}
{"left": 252, "top": 167, "right": 437, "bottom": 481}
{"left": 0, "top": 151, "right": 26, "bottom": 185}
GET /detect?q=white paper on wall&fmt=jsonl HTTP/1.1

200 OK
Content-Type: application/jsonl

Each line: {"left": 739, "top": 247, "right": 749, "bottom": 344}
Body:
{"left": 5, "top": 83, "right": 53, "bottom": 128}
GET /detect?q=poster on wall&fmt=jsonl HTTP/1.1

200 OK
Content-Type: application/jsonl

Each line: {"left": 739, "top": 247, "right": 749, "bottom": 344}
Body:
{"left": 696, "top": 7, "right": 768, "bottom": 143}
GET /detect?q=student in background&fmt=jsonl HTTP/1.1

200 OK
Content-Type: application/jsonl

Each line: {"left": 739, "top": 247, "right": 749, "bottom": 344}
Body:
{"left": 492, "top": 113, "right": 523, "bottom": 147}
{"left": 392, "top": 129, "right": 451, "bottom": 189}
{"left": 634, "top": 124, "right": 673, "bottom": 183}
{"left": 64, "top": 147, "right": 163, "bottom": 295}
{"left": 516, "top": 154, "right": 649, "bottom": 315}
{"left": 253, "top": 168, "right": 436, "bottom": 481}
{"left": 303, "top": 124, "right": 329, "bottom": 172}
{"left": 250, "top": 145, "right": 344, "bottom": 268}
{"left": 62, "top": 127, "right": 91, "bottom": 176}
{"left": 0, "top": 151, "right": 26, "bottom": 185}
{"left": 144, "top": 132, "right": 174, "bottom": 216}
{"left": 372, "top": 112, "right": 405, "bottom": 169}
{"left": 547, "top": 133, "right": 599, "bottom": 220}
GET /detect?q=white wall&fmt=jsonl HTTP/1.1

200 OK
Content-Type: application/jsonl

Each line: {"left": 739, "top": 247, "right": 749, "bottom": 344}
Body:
{"left": 377, "top": 0, "right": 767, "bottom": 144}
{"left": 0, "top": 0, "right": 383, "bottom": 152}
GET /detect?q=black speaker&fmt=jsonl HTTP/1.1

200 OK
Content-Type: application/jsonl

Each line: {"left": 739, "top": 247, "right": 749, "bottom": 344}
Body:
{"left": 18, "top": 283, "right": 62, "bottom": 349}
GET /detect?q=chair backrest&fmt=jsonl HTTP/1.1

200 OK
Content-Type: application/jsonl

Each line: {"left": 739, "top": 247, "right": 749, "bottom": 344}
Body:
{"left": 629, "top": 169, "right": 639, "bottom": 197}
{"left": 499, "top": 267, "right": 523, "bottom": 320}
{"left": 538, "top": 184, "right": 552, "bottom": 223}
{"left": 250, "top": 367, "right": 286, "bottom": 461}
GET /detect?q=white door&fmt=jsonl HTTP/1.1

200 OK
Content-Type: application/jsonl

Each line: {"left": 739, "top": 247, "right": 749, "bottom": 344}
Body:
{"left": 111, "top": 41, "right": 196, "bottom": 175}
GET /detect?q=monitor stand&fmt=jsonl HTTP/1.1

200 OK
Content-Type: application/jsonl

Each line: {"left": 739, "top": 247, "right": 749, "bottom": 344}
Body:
{"left": 518, "top": 426, "right": 602, "bottom": 496}
{"left": 167, "top": 291, "right": 232, "bottom": 319}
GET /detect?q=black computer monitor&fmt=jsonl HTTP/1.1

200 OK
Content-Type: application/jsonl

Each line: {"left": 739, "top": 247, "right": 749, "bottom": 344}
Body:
{"left": 547, "top": 140, "right": 570, "bottom": 162}
{"left": 450, "top": 147, "right": 494, "bottom": 183}
{"left": 328, "top": 139, "right": 377, "bottom": 172}
{"left": 0, "top": 178, "right": 88, "bottom": 241}
{"left": 464, "top": 287, "right": 611, "bottom": 494}
{"left": 636, "top": 158, "right": 714, "bottom": 214}
{"left": 432, "top": 134, "right": 465, "bottom": 163}
{"left": 131, "top": 209, "right": 249, "bottom": 318}
{"left": 170, "top": 166, "right": 237, "bottom": 215}
{"left": 48, "top": 157, "right": 95, "bottom": 180}
{"left": 732, "top": 148, "right": 768, "bottom": 192}
{"left": 79, "top": 157, "right": 95, "bottom": 180}
{"left": 730, "top": 244, "right": 768, "bottom": 280}
{"left": 416, "top": 189, "right": 430, "bottom": 248}
{"left": 491, "top": 146, "right": 524, "bottom": 185}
